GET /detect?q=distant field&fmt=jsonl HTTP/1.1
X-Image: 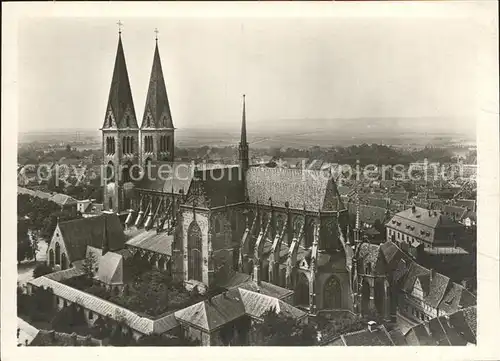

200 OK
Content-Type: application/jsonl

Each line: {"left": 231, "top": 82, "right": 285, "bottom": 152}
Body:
{"left": 18, "top": 118, "right": 475, "bottom": 150}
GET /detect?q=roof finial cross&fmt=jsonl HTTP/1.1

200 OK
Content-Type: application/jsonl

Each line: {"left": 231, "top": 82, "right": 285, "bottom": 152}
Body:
{"left": 117, "top": 20, "right": 123, "bottom": 35}
{"left": 154, "top": 28, "right": 159, "bottom": 41}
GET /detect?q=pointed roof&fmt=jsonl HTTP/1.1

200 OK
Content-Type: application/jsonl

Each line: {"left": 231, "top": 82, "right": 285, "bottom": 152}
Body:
{"left": 240, "top": 94, "right": 247, "bottom": 145}
{"left": 102, "top": 34, "right": 138, "bottom": 129}
{"left": 141, "top": 40, "right": 174, "bottom": 129}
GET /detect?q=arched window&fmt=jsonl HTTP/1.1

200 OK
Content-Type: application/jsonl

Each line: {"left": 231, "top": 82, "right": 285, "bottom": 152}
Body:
{"left": 49, "top": 249, "right": 55, "bottom": 267}
{"left": 188, "top": 221, "right": 203, "bottom": 282}
{"left": 166, "top": 136, "right": 171, "bottom": 153}
{"left": 106, "top": 161, "right": 115, "bottom": 183}
{"left": 55, "top": 243, "right": 61, "bottom": 265}
{"left": 122, "top": 137, "right": 127, "bottom": 154}
{"left": 295, "top": 273, "right": 309, "bottom": 306}
{"left": 304, "top": 220, "right": 315, "bottom": 248}
{"left": 109, "top": 197, "right": 113, "bottom": 211}
{"left": 61, "top": 253, "right": 68, "bottom": 270}
{"left": 323, "top": 276, "right": 342, "bottom": 309}
{"left": 130, "top": 137, "right": 134, "bottom": 154}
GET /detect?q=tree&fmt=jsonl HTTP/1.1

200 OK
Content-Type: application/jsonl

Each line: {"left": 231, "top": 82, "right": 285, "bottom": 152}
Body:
{"left": 83, "top": 251, "right": 98, "bottom": 279}
{"left": 250, "top": 308, "right": 317, "bottom": 346}
{"left": 18, "top": 220, "right": 33, "bottom": 263}
{"left": 33, "top": 263, "right": 53, "bottom": 278}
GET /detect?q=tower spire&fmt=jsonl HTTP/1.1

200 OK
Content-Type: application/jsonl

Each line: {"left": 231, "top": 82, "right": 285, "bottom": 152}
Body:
{"left": 141, "top": 35, "right": 174, "bottom": 129}
{"left": 102, "top": 28, "right": 138, "bottom": 129}
{"left": 241, "top": 94, "right": 247, "bottom": 145}
{"left": 239, "top": 94, "right": 249, "bottom": 172}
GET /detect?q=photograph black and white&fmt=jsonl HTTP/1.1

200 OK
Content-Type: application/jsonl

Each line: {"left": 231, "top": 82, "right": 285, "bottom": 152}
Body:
{"left": 2, "top": 1, "right": 499, "bottom": 354}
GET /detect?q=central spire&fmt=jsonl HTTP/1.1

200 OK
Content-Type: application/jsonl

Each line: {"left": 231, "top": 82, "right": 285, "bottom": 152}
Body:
{"left": 241, "top": 94, "right": 247, "bottom": 145}
{"left": 141, "top": 34, "right": 174, "bottom": 129}
{"left": 239, "top": 94, "right": 249, "bottom": 172}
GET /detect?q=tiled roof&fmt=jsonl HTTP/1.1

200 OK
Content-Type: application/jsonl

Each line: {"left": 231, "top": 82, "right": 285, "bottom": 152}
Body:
{"left": 347, "top": 203, "right": 388, "bottom": 225}
{"left": 402, "top": 262, "right": 450, "bottom": 308}
{"left": 439, "top": 282, "right": 476, "bottom": 315}
{"left": 217, "top": 272, "right": 252, "bottom": 289}
{"left": 125, "top": 229, "right": 173, "bottom": 256}
{"left": 174, "top": 288, "right": 306, "bottom": 332}
{"left": 17, "top": 187, "right": 36, "bottom": 196}
{"left": 246, "top": 167, "right": 344, "bottom": 211}
{"left": 28, "top": 276, "right": 179, "bottom": 335}
{"left": 191, "top": 166, "right": 245, "bottom": 208}
{"left": 97, "top": 251, "right": 123, "bottom": 285}
{"left": 338, "top": 325, "right": 394, "bottom": 346}
{"left": 386, "top": 207, "right": 463, "bottom": 246}
{"left": 238, "top": 288, "right": 306, "bottom": 320}
{"left": 174, "top": 289, "right": 246, "bottom": 331}
{"left": 235, "top": 281, "right": 293, "bottom": 300}
{"left": 28, "top": 276, "right": 155, "bottom": 334}
{"left": 58, "top": 213, "right": 125, "bottom": 262}
{"left": 405, "top": 306, "right": 476, "bottom": 346}
{"left": 50, "top": 193, "right": 78, "bottom": 206}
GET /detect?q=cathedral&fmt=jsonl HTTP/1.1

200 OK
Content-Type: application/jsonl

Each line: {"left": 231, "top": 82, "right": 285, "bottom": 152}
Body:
{"left": 100, "top": 30, "right": 357, "bottom": 314}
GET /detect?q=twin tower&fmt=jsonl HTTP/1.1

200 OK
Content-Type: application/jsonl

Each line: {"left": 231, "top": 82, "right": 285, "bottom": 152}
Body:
{"left": 101, "top": 32, "right": 175, "bottom": 212}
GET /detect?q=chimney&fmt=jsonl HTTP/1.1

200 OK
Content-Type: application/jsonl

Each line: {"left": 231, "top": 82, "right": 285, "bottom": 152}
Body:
{"left": 49, "top": 330, "right": 56, "bottom": 342}
{"left": 367, "top": 320, "right": 377, "bottom": 332}
{"left": 85, "top": 334, "right": 92, "bottom": 346}
{"left": 411, "top": 206, "right": 416, "bottom": 213}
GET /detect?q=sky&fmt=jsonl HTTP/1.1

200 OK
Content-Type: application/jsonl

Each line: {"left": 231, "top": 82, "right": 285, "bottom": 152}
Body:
{"left": 18, "top": 13, "right": 487, "bottom": 134}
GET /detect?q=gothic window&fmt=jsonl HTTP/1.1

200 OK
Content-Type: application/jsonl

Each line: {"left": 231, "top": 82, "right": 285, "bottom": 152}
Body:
{"left": 122, "top": 137, "right": 127, "bottom": 154}
{"left": 49, "top": 249, "right": 55, "bottom": 267}
{"left": 106, "top": 161, "right": 115, "bottom": 183}
{"left": 262, "top": 263, "right": 269, "bottom": 282}
{"left": 215, "top": 218, "right": 221, "bottom": 234}
{"left": 166, "top": 136, "right": 172, "bottom": 153}
{"left": 295, "top": 273, "right": 309, "bottom": 306}
{"left": 188, "top": 221, "right": 203, "bottom": 282}
{"left": 304, "top": 220, "right": 316, "bottom": 248}
{"left": 130, "top": 137, "right": 134, "bottom": 154}
{"left": 61, "top": 253, "right": 68, "bottom": 270}
{"left": 109, "top": 197, "right": 113, "bottom": 211}
{"left": 323, "top": 276, "right": 342, "bottom": 309}
{"left": 55, "top": 242, "right": 61, "bottom": 265}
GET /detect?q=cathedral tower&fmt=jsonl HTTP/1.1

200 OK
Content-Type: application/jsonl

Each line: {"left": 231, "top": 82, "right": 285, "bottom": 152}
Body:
{"left": 238, "top": 94, "right": 249, "bottom": 172}
{"left": 140, "top": 32, "right": 175, "bottom": 167}
{"left": 101, "top": 27, "right": 139, "bottom": 213}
